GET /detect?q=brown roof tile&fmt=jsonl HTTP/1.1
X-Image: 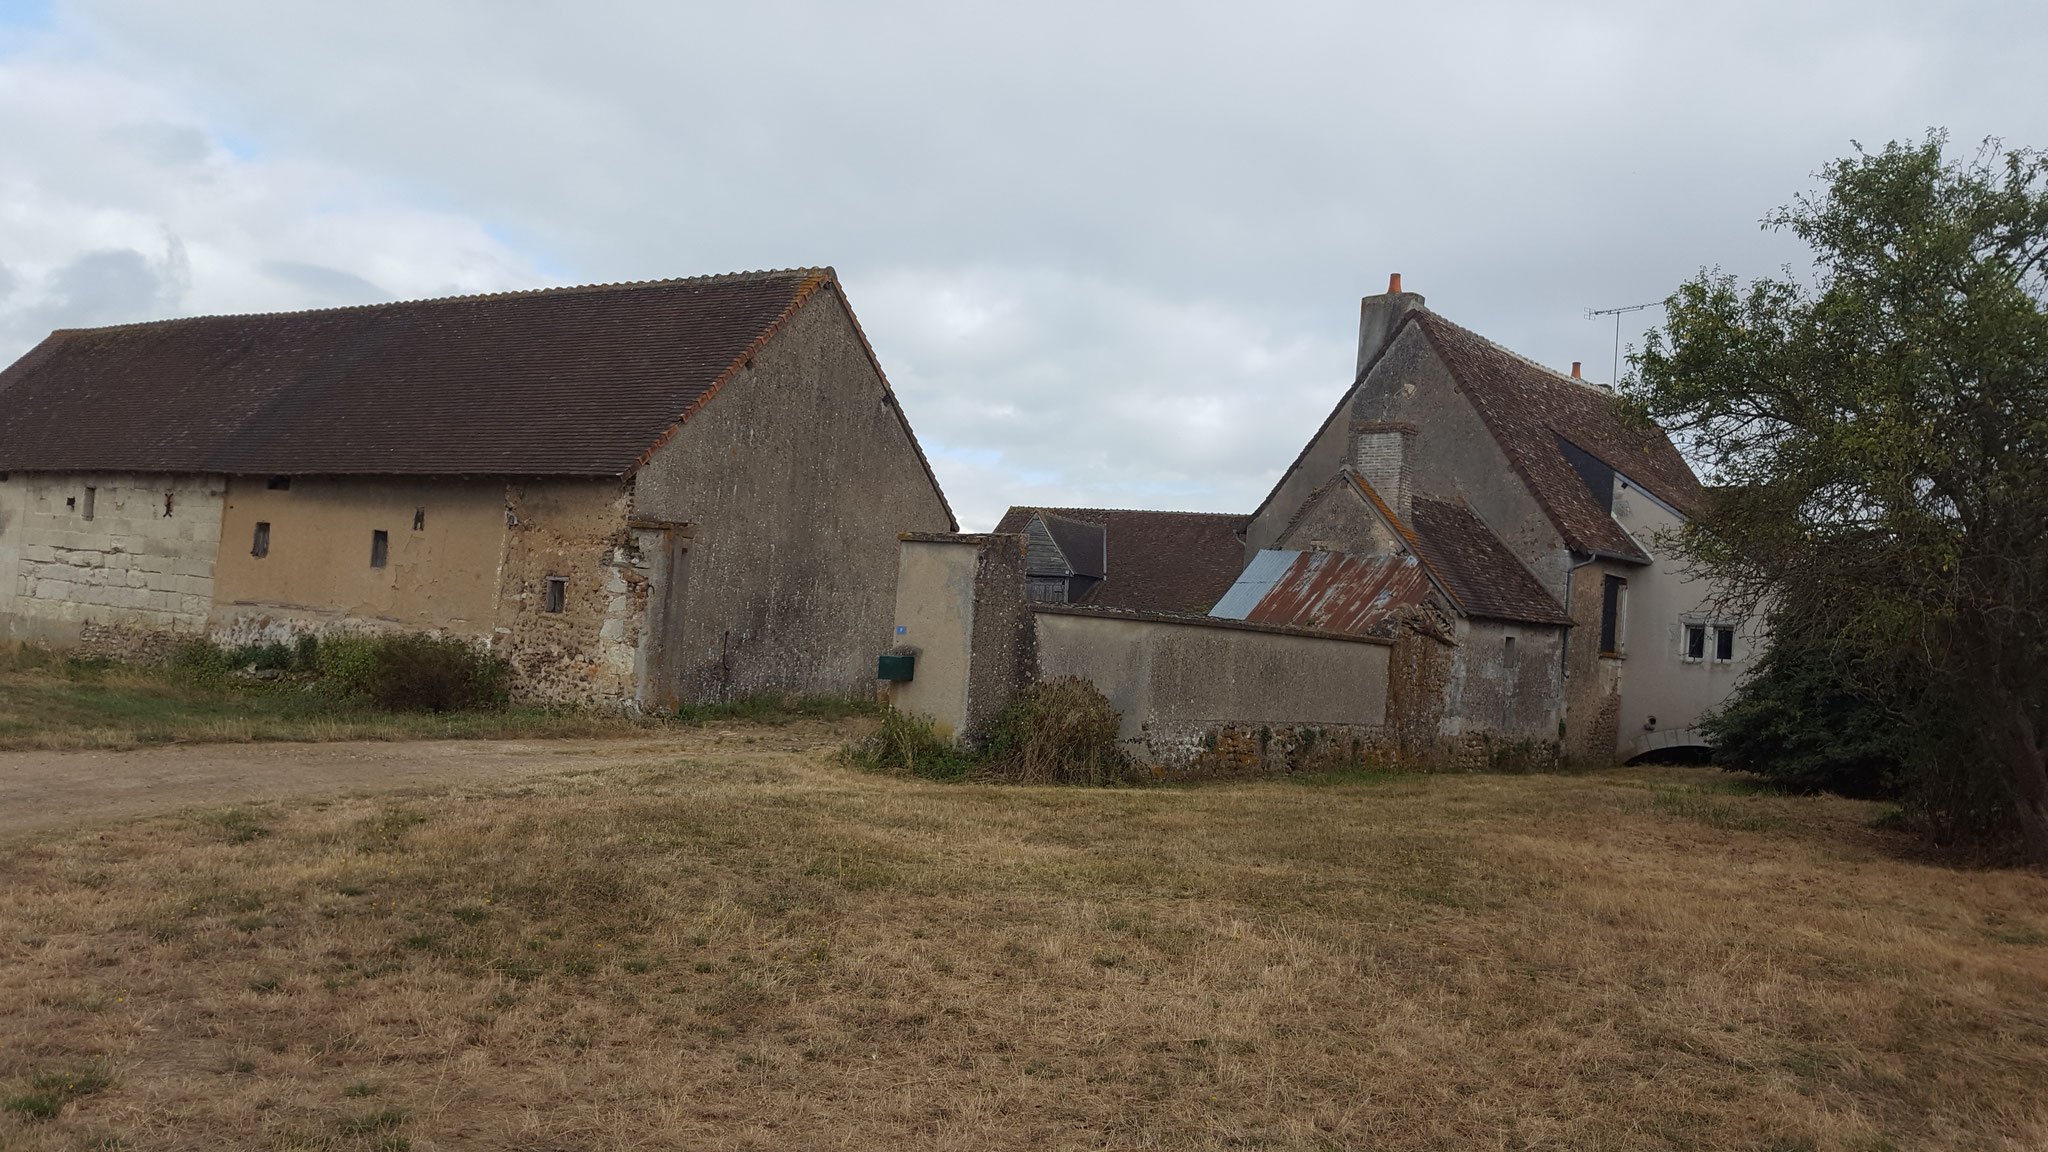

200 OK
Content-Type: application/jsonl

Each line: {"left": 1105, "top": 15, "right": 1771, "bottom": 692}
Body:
{"left": 1411, "top": 311, "right": 1701, "bottom": 559}
{"left": 992, "top": 506, "right": 1248, "bottom": 613}
{"left": 0, "top": 268, "right": 950, "bottom": 514}
{"left": 1407, "top": 495, "right": 1573, "bottom": 625}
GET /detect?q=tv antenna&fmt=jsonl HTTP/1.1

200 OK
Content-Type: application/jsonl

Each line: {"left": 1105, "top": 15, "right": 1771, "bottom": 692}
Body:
{"left": 1584, "top": 301, "right": 1662, "bottom": 386}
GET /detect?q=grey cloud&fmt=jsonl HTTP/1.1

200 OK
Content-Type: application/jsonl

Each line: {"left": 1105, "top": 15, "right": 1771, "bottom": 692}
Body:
{"left": 45, "top": 247, "right": 175, "bottom": 325}
{"left": 104, "top": 121, "right": 211, "bottom": 167}
{"left": 261, "top": 260, "right": 387, "bottom": 307}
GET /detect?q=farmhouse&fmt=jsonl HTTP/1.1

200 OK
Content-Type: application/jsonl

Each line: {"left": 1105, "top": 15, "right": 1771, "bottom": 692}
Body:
{"left": 0, "top": 269, "right": 955, "bottom": 707}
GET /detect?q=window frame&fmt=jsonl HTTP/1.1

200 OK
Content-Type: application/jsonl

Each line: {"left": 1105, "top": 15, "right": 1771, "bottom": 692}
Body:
{"left": 544, "top": 576, "right": 568, "bottom": 614}
{"left": 251, "top": 521, "right": 271, "bottom": 559}
{"left": 1598, "top": 575, "right": 1627, "bottom": 655}
{"left": 1684, "top": 623, "right": 1706, "bottom": 662}
{"left": 1714, "top": 625, "right": 1736, "bottom": 663}
{"left": 370, "top": 529, "right": 389, "bottom": 569}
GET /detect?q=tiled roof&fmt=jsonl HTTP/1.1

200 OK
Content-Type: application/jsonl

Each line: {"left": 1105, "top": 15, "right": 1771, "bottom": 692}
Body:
{"left": 992, "top": 506, "right": 1249, "bottom": 613}
{"left": 0, "top": 268, "right": 950, "bottom": 511}
{"left": 1407, "top": 495, "right": 1573, "bottom": 625}
{"left": 1411, "top": 310, "right": 1702, "bottom": 559}
{"left": 1036, "top": 512, "right": 1107, "bottom": 578}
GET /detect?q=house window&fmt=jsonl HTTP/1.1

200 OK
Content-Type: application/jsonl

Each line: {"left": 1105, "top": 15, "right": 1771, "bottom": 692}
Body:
{"left": 1599, "top": 575, "right": 1626, "bottom": 655}
{"left": 164, "top": 491, "right": 174, "bottom": 518}
{"left": 1503, "top": 635, "right": 1516, "bottom": 662}
{"left": 544, "top": 576, "right": 567, "bottom": 613}
{"left": 370, "top": 530, "right": 389, "bottom": 569}
{"left": 413, "top": 506, "right": 426, "bottom": 531}
{"left": 1685, "top": 624, "right": 1706, "bottom": 661}
{"left": 267, "top": 476, "right": 291, "bottom": 490}
{"left": 1715, "top": 625, "right": 1736, "bottom": 662}
{"left": 252, "top": 521, "right": 270, "bottom": 558}
{"left": 82, "top": 487, "right": 95, "bottom": 521}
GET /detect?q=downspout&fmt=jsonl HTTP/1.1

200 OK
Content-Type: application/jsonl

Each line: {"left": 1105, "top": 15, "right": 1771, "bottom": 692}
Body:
{"left": 1560, "top": 549, "right": 1597, "bottom": 679}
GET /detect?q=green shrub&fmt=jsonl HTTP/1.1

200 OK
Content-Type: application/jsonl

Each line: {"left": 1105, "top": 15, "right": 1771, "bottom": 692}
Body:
{"left": 843, "top": 708, "right": 977, "bottom": 780}
{"left": 1704, "top": 631, "right": 1908, "bottom": 799}
{"left": 981, "top": 677, "right": 1130, "bottom": 785}
{"left": 319, "top": 633, "right": 509, "bottom": 713}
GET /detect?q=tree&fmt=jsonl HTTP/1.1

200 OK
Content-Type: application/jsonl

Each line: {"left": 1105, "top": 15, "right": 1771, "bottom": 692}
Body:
{"left": 1630, "top": 133, "right": 2048, "bottom": 863}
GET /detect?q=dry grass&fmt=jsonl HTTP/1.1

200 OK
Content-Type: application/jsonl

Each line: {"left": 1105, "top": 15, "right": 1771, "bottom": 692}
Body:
{"left": 4, "top": 730, "right": 2047, "bottom": 1150}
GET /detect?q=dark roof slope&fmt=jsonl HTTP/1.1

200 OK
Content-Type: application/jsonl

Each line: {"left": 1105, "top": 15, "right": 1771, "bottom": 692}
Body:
{"left": 993, "top": 506, "right": 1249, "bottom": 613}
{"left": 1408, "top": 495, "right": 1573, "bottom": 625}
{"left": 1036, "top": 512, "right": 1107, "bottom": 578}
{"left": 1411, "top": 310, "right": 1701, "bottom": 558}
{"left": 0, "top": 269, "right": 949, "bottom": 499}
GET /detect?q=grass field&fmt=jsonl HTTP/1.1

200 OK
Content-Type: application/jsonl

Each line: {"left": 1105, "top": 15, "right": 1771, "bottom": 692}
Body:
{"left": 4, "top": 727, "right": 2046, "bottom": 1150}
{"left": 0, "top": 645, "right": 866, "bottom": 750}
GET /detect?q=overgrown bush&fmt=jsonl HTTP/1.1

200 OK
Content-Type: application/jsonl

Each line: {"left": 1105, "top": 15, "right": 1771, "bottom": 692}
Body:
{"left": 843, "top": 707, "right": 978, "bottom": 780}
{"left": 981, "top": 677, "right": 1131, "bottom": 785}
{"left": 319, "top": 633, "right": 509, "bottom": 713}
{"left": 1704, "top": 631, "right": 1909, "bottom": 799}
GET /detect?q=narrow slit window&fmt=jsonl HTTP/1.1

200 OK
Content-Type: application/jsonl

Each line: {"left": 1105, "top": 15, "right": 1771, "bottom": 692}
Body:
{"left": 1714, "top": 625, "right": 1735, "bottom": 662}
{"left": 544, "top": 576, "right": 567, "bottom": 613}
{"left": 267, "top": 476, "right": 291, "bottom": 490}
{"left": 1503, "top": 635, "right": 1516, "bottom": 661}
{"left": 1685, "top": 624, "right": 1706, "bottom": 661}
{"left": 252, "top": 521, "right": 270, "bottom": 558}
{"left": 370, "top": 530, "right": 389, "bottom": 569}
{"left": 164, "top": 491, "right": 174, "bottom": 518}
{"left": 82, "top": 487, "right": 95, "bottom": 521}
{"left": 413, "top": 506, "right": 426, "bottom": 531}
{"left": 1599, "top": 575, "right": 1626, "bottom": 655}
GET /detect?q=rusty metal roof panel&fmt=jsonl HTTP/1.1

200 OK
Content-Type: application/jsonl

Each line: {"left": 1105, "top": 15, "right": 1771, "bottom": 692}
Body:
{"left": 1212, "top": 549, "right": 1434, "bottom": 636}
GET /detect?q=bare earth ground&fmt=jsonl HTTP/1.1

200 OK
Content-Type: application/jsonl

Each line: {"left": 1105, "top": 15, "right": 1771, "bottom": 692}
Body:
{"left": 5, "top": 726, "right": 2048, "bottom": 1151}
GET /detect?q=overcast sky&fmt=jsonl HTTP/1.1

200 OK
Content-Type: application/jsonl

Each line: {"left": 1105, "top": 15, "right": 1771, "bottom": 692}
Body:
{"left": 2, "top": 1, "right": 2043, "bottom": 529}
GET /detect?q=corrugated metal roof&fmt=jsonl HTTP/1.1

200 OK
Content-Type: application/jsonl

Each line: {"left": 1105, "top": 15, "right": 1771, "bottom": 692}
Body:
{"left": 0, "top": 269, "right": 921, "bottom": 482}
{"left": 1210, "top": 550, "right": 1435, "bottom": 636}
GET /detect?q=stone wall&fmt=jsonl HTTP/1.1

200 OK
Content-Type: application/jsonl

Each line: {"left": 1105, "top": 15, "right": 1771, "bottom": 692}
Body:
{"left": 0, "top": 472, "right": 224, "bottom": 649}
{"left": 495, "top": 481, "right": 645, "bottom": 708}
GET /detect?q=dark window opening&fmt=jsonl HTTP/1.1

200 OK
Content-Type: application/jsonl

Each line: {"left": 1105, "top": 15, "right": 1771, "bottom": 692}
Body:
{"left": 1026, "top": 576, "right": 1068, "bottom": 604}
{"left": 1599, "top": 575, "right": 1625, "bottom": 655}
{"left": 413, "top": 506, "right": 426, "bottom": 531}
{"left": 1503, "top": 635, "right": 1516, "bottom": 661}
{"left": 66, "top": 497, "right": 75, "bottom": 509}
{"left": 1685, "top": 624, "right": 1706, "bottom": 661}
{"left": 1715, "top": 626, "right": 1735, "bottom": 662}
{"left": 370, "top": 530, "right": 389, "bottom": 569}
{"left": 252, "top": 522, "right": 270, "bottom": 558}
{"left": 267, "top": 476, "right": 291, "bottom": 490}
{"left": 82, "top": 487, "right": 95, "bottom": 521}
{"left": 164, "top": 491, "right": 174, "bottom": 518}
{"left": 544, "top": 576, "right": 567, "bottom": 613}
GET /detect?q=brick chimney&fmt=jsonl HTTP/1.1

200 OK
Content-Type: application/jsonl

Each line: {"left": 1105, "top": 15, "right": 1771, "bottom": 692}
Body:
{"left": 1350, "top": 420, "right": 1418, "bottom": 522}
{"left": 1356, "top": 273, "right": 1426, "bottom": 381}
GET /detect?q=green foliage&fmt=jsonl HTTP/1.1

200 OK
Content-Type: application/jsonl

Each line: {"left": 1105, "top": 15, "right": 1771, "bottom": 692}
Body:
{"left": 1704, "top": 625, "right": 1908, "bottom": 798}
{"left": 843, "top": 707, "right": 978, "bottom": 780}
{"left": 319, "top": 633, "right": 509, "bottom": 713}
{"left": 981, "top": 677, "right": 1131, "bottom": 785}
{"left": 1630, "top": 133, "right": 2048, "bottom": 861}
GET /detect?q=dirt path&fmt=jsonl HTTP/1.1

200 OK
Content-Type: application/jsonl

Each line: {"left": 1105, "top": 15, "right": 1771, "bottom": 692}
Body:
{"left": 0, "top": 730, "right": 836, "bottom": 838}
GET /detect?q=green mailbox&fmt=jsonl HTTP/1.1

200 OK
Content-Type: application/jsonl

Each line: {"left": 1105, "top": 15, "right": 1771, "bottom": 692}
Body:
{"left": 876, "top": 652, "right": 916, "bottom": 682}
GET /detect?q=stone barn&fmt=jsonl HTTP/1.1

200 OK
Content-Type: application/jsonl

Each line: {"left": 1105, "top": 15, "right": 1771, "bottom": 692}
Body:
{"left": 0, "top": 268, "right": 955, "bottom": 707}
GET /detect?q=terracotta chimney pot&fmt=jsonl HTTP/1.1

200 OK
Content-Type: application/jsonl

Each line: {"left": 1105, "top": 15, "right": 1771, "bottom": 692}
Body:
{"left": 1388, "top": 272, "right": 1402, "bottom": 294}
{"left": 1571, "top": 361, "right": 1582, "bottom": 379}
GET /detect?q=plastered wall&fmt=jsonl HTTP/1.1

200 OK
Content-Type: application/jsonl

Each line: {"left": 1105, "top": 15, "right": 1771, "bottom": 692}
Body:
{"left": 632, "top": 285, "right": 954, "bottom": 702}
{"left": 0, "top": 471, "right": 224, "bottom": 649}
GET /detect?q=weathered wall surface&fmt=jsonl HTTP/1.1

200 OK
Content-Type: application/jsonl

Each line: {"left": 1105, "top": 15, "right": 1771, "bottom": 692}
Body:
{"left": 633, "top": 285, "right": 954, "bottom": 703}
{"left": 1609, "top": 476, "right": 1762, "bottom": 759}
{"left": 1271, "top": 478, "right": 1404, "bottom": 555}
{"left": 0, "top": 472, "right": 224, "bottom": 650}
{"left": 495, "top": 481, "right": 644, "bottom": 707}
{"left": 883, "top": 538, "right": 981, "bottom": 738}
{"left": 1561, "top": 559, "right": 1626, "bottom": 762}
{"left": 211, "top": 476, "right": 508, "bottom": 642}
{"left": 1033, "top": 608, "right": 1391, "bottom": 768}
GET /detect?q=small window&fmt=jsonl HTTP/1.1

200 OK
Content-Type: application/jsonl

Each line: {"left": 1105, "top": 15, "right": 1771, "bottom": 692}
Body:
{"left": 1685, "top": 624, "right": 1706, "bottom": 661}
{"left": 413, "top": 506, "right": 426, "bottom": 531}
{"left": 1715, "top": 625, "right": 1735, "bottom": 662}
{"left": 1503, "top": 635, "right": 1516, "bottom": 661}
{"left": 370, "top": 530, "right": 389, "bottom": 569}
{"left": 252, "top": 521, "right": 270, "bottom": 558}
{"left": 164, "top": 491, "right": 174, "bottom": 518}
{"left": 267, "top": 476, "right": 291, "bottom": 491}
{"left": 544, "top": 576, "right": 567, "bottom": 613}
{"left": 82, "top": 487, "right": 95, "bottom": 521}
{"left": 1599, "top": 575, "right": 1626, "bottom": 655}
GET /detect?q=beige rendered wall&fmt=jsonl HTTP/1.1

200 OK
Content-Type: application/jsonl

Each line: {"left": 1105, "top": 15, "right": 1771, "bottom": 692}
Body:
{"left": 883, "top": 539, "right": 980, "bottom": 739}
{"left": 0, "top": 471, "right": 224, "bottom": 648}
{"left": 1609, "top": 475, "right": 1763, "bottom": 759}
{"left": 632, "top": 284, "right": 954, "bottom": 702}
{"left": 211, "top": 476, "right": 508, "bottom": 641}
{"left": 1034, "top": 610, "right": 1391, "bottom": 764}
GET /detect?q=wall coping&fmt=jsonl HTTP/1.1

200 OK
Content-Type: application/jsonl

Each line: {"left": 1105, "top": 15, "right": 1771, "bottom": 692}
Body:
{"left": 1031, "top": 603, "right": 1394, "bottom": 647}
{"left": 898, "top": 531, "right": 1023, "bottom": 545}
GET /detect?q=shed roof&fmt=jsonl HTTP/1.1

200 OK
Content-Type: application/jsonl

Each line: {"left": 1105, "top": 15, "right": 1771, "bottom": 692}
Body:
{"left": 1210, "top": 549, "right": 1435, "bottom": 635}
{"left": 992, "top": 506, "right": 1248, "bottom": 613}
{"left": 0, "top": 268, "right": 949, "bottom": 511}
